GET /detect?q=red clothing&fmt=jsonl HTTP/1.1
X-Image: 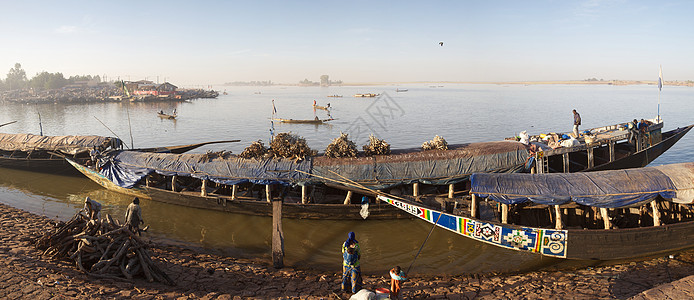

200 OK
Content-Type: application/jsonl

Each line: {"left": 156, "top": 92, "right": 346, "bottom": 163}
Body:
{"left": 390, "top": 268, "right": 407, "bottom": 299}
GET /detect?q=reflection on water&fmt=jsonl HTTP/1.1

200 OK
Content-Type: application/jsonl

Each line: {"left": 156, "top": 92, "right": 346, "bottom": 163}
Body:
{"left": 1, "top": 84, "right": 694, "bottom": 274}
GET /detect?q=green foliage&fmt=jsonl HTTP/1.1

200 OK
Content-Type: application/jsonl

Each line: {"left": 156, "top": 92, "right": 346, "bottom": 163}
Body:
{"left": 5, "top": 63, "right": 27, "bottom": 90}
{"left": 29, "top": 71, "right": 68, "bottom": 90}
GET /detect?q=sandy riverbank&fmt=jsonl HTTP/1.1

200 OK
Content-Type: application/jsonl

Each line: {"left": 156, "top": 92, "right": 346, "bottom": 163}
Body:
{"left": 1, "top": 202, "right": 693, "bottom": 299}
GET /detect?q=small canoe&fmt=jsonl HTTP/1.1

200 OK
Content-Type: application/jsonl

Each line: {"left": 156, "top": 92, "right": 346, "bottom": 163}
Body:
{"left": 354, "top": 93, "right": 379, "bottom": 97}
{"left": 157, "top": 112, "right": 177, "bottom": 119}
{"left": 273, "top": 118, "right": 333, "bottom": 124}
{"left": 327, "top": 95, "right": 343, "bottom": 98}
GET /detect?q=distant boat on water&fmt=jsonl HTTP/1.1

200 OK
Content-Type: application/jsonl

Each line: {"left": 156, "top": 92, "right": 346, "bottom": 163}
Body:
{"left": 396, "top": 88, "right": 408, "bottom": 92}
{"left": 354, "top": 93, "right": 379, "bottom": 97}
{"left": 327, "top": 95, "right": 343, "bottom": 98}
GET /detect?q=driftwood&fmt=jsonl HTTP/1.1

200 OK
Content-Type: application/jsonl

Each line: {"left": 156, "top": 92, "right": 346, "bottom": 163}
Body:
{"left": 33, "top": 210, "right": 174, "bottom": 285}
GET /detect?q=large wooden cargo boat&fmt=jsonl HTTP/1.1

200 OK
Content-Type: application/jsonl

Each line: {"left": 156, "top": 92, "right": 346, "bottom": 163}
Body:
{"left": 66, "top": 119, "right": 692, "bottom": 220}
{"left": 379, "top": 161, "right": 694, "bottom": 260}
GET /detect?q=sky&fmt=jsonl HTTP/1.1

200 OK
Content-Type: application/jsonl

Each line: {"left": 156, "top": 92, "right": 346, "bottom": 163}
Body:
{"left": 1, "top": 0, "right": 693, "bottom": 85}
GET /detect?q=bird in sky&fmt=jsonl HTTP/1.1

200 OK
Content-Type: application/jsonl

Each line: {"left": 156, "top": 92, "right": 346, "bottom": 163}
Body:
{"left": 439, "top": 41, "right": 444, "bottom": 46}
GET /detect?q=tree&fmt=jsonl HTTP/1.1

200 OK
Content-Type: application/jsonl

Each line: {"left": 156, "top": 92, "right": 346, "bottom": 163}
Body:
{"left": 29, "top": 71, "right": 67, "bottom": 90}
{"left": 6, "top": 63, "right": 27, "bottom": 90}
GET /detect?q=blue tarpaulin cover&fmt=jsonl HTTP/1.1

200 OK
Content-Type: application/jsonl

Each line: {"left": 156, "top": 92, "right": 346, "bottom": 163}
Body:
{"left": 99, "top": 151, "right": 312, "bottom": 188}
{"left": 99, "top": 140, "right": 531, "bottom": 189}
{"left": 470, "top": 165, "right": 683, "bottom": 208}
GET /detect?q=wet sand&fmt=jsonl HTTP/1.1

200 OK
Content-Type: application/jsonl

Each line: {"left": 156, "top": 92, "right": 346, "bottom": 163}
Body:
{"left": 1, "top": 202, "right": 693, "bottom": 299}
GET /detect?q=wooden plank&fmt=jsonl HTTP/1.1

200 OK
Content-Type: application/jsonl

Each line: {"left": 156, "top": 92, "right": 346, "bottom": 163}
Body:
{"left": 501, "top": 203, "right": 509, "bottom": 224}
{"left": 344, "top": 191, "right": 352, "bottom": 205}
{"left": 272, "top": 198, "right": 284, "bottom": 268}
{"left": 555, "top": 205, "right": 563, "bottom": 230}
{"left": 652, "top": 200, "right": 661, "bottom": 226}
{"left": 600, "top": 207, "right": 611, "bottom": 229}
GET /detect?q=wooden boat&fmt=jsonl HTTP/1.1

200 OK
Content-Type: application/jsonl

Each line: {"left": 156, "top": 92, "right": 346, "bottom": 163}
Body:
{"left": 313, "top": 104, "right": 330, "bottom": 111}
{"left": 157, "top": 112, "right": 177, "bottom": 119}
{"left": 66, "top": 157, "right": 409, "bottom": 220}
{"left": 379, "top": 161, "right": 694, "bottom": 260}
{"left": 65, "top": 119, "right": 691, "bottom": 221}
{"left": 272, "top": 118, "right": 333, "bottom": 125}
{"left": 327, "top": 95, "right": 343, "bottom": 98}
{"left": 354, "top": 93, "right": 379, "bottom": 97}
{"left": 396, "top": 89, "right": 408, "bottom": 92}
{"left": 0, "top": 133, "right": 237, "bottom": 176}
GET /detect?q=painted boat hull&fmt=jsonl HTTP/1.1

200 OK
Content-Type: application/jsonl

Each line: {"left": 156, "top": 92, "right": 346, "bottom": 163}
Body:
{"left": 379, "top": 195, "right": 694, "bottom": 260}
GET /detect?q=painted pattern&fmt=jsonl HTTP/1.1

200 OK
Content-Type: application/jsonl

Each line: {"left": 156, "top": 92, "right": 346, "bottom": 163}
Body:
{"left": 380, "top": 196, "right": 567, "bottom": 258}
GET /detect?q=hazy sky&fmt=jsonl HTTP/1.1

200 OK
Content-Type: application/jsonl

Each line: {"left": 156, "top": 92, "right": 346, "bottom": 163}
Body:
{"left": 1, "top": 0, "right": 692, "bottom": 85}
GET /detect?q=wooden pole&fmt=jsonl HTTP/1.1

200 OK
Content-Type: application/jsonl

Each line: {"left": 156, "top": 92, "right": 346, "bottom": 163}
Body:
{"left": 301, "top": 185, "right": 307, "bottom": 204}
{"left": 651, "top": 200, "right": 661, "bottom": 226}
{"left": 448, "top": 184, "right": 455, "bottom": 198}
{"left": 555, "top": 205, "right": 563, "bottom": 230}
{"left": 201, "top": 179, "right": 207, "bottom": 197}
{"left": 272, "top": 198, "right": 284, "bottom": 268}
{"left": 470, "top": 194, "right": 478, "bottom": 218}
{"left": 413, "top": 182, "right": 420, "bottom": 197}
{"left": 266, "top": 184, "right": 272, "bottom": 203}
{"left": 171, "top": 175, "right": 177, "bottom": 192}
{"left": 344, "top": 191, "right": 353, "bottom": 205}
{"left": 587, "top": 146, "right": 594, "bottom": 169}
{"left": 231, "top": 185, "right": 237, "bottom": 200}
{"left": 600, "top": 208, "right": 611, "bottom": 229}
{"left": 501, "top": 203, "right": 509, "bottom": 224}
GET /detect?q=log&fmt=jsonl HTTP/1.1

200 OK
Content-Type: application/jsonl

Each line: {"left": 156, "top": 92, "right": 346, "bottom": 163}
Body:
{"left": 272, "top": 199, "right": 284, "bottom": 269}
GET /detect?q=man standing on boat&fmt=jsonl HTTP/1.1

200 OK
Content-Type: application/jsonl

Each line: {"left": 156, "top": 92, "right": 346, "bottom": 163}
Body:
{"left": 341, "top": 232, "right": 362, "bottom": 294}
{"left": 125, "top": 197, "right": 144, "bottom": 235}
{"left": 572, "top": 109, "right": 581, "bottom": 138}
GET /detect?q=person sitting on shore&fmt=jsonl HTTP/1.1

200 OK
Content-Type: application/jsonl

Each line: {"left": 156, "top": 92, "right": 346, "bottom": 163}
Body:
{"left": 389, "top": 266, "right": 408, "bottom": 300}
{"left": 125, "top": 197, "right": 144, "bottom": 235}
{"left": 83, "top": 196, "right": 102, "bottom": 220}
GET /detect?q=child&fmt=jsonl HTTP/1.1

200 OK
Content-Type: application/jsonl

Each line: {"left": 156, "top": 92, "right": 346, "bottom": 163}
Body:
{"left": 389, "top": 266, "right": 407, "bottom": 299}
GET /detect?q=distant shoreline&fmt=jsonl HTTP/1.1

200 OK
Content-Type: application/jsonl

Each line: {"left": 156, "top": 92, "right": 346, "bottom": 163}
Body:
{"left": 224, "top": 80, "right": 693, "bottom": 87}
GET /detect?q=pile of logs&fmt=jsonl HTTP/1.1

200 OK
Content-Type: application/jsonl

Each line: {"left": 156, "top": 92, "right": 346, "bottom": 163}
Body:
{"left": 362, "top": 134, "right": 391, "bottom": 156}
{"left": 269, "top": 132, "right": 317, "bottom": 160}
{"left": 33, "top": 211, "right": 174, "bottom": 285}
{"left": 325, "top": 132, "right": 358, "bottom": 158}
{"left": 239, "top": 140, "right": 269, "bottom": 159}
{"left": 422, "top": 135, "right": 449, "bottom": 150}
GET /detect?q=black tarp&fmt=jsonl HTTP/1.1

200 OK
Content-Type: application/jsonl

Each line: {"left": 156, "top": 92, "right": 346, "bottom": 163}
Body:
{"left": 0, "top": 133, "right": 121, "bottom": 155}
{"left": 468, "top": 163, "right": 694, "bottom": 208}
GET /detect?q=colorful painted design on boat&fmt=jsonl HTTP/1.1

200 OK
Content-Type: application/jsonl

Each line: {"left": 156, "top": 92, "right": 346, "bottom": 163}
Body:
{"left": 379, "top": 195, "right": 568, "bottom": 258}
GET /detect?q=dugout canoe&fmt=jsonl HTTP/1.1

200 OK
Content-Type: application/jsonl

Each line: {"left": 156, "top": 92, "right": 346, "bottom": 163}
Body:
{"left": 379, "top": 161, "right": 694, "bottom": 260}
{"left": 272, "top": 118, "right": 334, "bottom": 124}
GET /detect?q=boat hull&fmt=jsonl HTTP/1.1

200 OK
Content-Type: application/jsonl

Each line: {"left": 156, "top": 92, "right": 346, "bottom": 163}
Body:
{"left": 379, "top": 195, "right": 694, "bottom": 260}
{"left": 0, "top": 156, "right": 84, "bottom": 176}
{"left": 68, "top": 158, "right": 410, "bottom": 220}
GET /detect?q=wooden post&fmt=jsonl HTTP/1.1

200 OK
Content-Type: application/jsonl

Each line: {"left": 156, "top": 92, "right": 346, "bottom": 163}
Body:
{"left": 344, "top": 191, "right": 353, "bottom": 205}
{"left": 587, "top": 146, "right": 594, "bottom": 169}
{"left": 651, "top": 200, "right": 661, "bottom": 226}
{"left": 146, "top": 176, "right": 151, "bottom": 187}
{"left": 301, "top": 185, "right": 307, "bottom": 204}
{"left": 501, "top": 203, "right": 509, "bottom": 224}
{"left": 448, "top": 184, "right": 455, "bottom": 198}
{"left": 608, "top": 141, "right": 615, "bottom": 162}
{"left": 266, "top": 184, "right": 272, "bottom": 202}
{"left": 555, "top": 205, "right": 563, "bottom": 230}
{"left": 470, "top": 194, "right": 478, "bottom": 218}
{"left": 231, "top": 185, "right": 237, "bottom": 200}
{"left": 201, "top": 179, "right": 207, "bottom": 197}
{"left": 413, "top": 182, "right": 420, "bottom": 197}
{"left": 171, "top": 175, "right": 177, "bottom": 192}
{"left": 562, "top": 153, "right": 570, "bottom": 173}
{"left": 531, "top": 165, "right": 536, "bottom": 174}
{"left": 272, "top": 198, "right": 284, "bottom": 268}
{"left": 600, "top": 208, "right": 611, "bottom": 229}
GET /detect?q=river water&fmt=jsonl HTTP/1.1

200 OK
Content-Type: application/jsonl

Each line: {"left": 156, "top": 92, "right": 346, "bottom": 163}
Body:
{"left": 1, "top": 83, "right": 693, "bottom": 275}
